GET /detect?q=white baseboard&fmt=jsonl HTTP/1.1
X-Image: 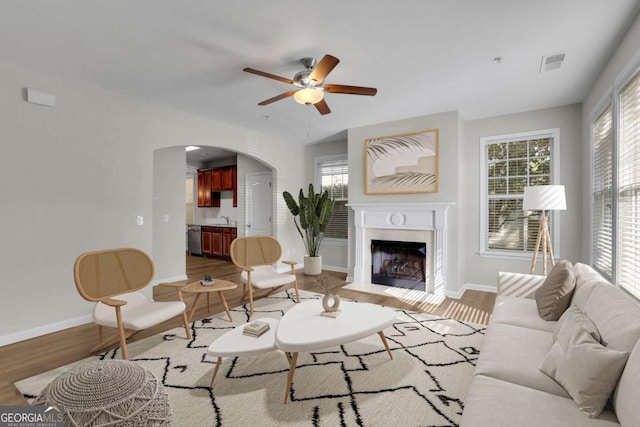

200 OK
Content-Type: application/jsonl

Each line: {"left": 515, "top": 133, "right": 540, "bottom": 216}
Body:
{"left": 277, "top": 264, "right": 347, "bottom": 274}
{"left": 277, "top": 263, "right": 303, "bottom": 274}
{"left": 445, "top": 283, "right": 497, "bottom": 299}
{"left": 0, "top": 274, "right": 190, "bottom": 347}
{"left": 0, "top": 315, "right": 93, "bottom": 347}
{"left": 322, "top": 265, "right": 348, "bottom": 274}
{"left": 152, "top": 274, "right": 188, "bottom": 285}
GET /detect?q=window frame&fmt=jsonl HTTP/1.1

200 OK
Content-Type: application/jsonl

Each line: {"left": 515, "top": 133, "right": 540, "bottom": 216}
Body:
{"left": 591, "top": 60, "right": 640, "bottom": 300}
{"left": 589, "top": 95, "right": 615, "bottom": 282}
{"left": 479, "top": 128, "right": 561, "bottom": 259}
{"left": 314, "top": 154, "right": 348, "bottom": 243}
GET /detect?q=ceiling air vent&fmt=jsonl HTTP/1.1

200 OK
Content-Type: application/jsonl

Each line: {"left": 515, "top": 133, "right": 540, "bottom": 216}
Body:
{"left": 540, "top": 53, "right": 566, "bottom": 72}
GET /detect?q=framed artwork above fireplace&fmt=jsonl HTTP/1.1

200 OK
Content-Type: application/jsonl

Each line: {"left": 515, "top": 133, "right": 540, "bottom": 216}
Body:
{"left": 365, "top": 128, "right": 439, "bottom": 194}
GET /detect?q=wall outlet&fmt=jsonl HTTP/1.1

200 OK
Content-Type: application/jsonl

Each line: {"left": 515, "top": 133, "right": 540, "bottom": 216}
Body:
{"left": 136, "top": 216, "right": 144, "bottom": 226}
{"left": 286, "top": 249, "right": 291, "bottom": 256}
{"left": 163, "top": 214, "right": 169, "bottom": 222}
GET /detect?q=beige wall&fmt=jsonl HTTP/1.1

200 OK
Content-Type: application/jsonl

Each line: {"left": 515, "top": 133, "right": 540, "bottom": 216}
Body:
{"left": 461, "top": 105, "right": 583, "bottom": 288}
{"left": 347, "top": 111, "right": 462, "bottom": 292}
{"left": 153, "top": 146, "right": 188, "bottom": 281}
{"left": 0, "top": 61, "right": 304, "bottom": 343}
{"left": 343, "top": 107, "right": 584, "bottom": 293}
{"left": 305, "top": 139, "right": 349, "bottom": 272}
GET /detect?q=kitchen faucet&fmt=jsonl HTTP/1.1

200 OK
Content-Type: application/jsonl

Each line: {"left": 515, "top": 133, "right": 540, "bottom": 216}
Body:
{"left": 221, "top": 215, "right": 230, "bottom": 225}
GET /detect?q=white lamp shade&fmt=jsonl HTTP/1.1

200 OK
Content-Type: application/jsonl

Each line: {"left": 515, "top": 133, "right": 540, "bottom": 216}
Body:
{"left": 522, "top": 185, "right": 566, "bottom": 211}
{"left": 293, "top": 88, "right": 324, "bottom": 105}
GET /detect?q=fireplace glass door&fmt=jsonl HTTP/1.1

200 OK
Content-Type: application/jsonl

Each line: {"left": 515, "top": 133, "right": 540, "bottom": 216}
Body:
{"left": 371, "top": 240, "right": 426, "bottom": 291}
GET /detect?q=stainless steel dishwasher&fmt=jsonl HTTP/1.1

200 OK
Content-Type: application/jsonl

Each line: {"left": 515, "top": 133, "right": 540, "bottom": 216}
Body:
{"left": 187, "top": 225, "right": 202, "bottom": 255}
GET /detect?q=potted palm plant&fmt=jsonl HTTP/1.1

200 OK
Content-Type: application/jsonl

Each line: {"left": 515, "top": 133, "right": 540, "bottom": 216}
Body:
{"left": 283, "top": 184, "right": 335, "bottom": 275}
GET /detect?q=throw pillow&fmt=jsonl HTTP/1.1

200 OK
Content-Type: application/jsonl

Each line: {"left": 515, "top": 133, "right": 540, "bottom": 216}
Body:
{"left": 540, "top": 323, "right": 629, "bottom": 418}
{"left": 553, "top": 305, "right": 601, "bottom": 343}
{"left": 535, "top": 259, "right": 576, "bottom": 320}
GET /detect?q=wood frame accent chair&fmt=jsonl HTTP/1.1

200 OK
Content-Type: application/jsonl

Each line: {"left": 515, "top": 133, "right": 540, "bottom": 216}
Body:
{"left": 230, "top": 235, "right": 300, "bottom": 314}
{"left": 73, "top": 248, "right": 191, "bottom": 359}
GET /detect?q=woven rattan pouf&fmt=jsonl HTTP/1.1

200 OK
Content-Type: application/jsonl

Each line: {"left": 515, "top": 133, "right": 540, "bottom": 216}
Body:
{"left": 33, "top": 360, "right": 172, "bottom": 426}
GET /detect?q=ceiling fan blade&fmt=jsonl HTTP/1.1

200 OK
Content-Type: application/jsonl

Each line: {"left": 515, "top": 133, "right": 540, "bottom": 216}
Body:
{"left": 258, "top": 90, "right": 298, "bottom": 106}
{"left": 324, "top": 84, "right": 377, "bottom": 96}
{"left": 314, "top": 98, "right": 331, "bottom": 115}
{"left": 309, "top": 55, "right": 340, "bottom": 83}
{"left": 243, "top": 67, "right": 294, "bottom": 85}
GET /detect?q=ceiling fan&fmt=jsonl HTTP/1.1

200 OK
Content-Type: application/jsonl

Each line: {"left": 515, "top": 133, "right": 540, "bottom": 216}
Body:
{"left": 243, "top": 54, "right": 377, "bottom": 115}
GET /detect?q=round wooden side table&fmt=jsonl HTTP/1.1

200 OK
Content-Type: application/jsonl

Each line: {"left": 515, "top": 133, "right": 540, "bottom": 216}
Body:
{"left": 183, "top": 279, "right": 238, "bottom": 322}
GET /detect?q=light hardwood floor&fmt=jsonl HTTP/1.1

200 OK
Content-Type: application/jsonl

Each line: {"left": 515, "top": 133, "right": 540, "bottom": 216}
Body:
{"left": 0, "top": 255, "right": 496, "bottom": 404}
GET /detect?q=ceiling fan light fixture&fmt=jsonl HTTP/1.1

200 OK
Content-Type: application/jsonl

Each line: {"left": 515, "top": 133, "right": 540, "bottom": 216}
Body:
{"left": 293, "top": 88, "right": 324, "bottom": 105}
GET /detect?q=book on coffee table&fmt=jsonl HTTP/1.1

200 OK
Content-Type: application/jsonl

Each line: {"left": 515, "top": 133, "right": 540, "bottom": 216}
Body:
{"left": 242, "top": 320, "right": 270, "bottom": 338}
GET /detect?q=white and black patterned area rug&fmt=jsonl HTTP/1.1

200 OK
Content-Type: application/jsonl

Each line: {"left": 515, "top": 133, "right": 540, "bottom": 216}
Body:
{"left": 17, "top": 290, "right": 485, "bottom": 426}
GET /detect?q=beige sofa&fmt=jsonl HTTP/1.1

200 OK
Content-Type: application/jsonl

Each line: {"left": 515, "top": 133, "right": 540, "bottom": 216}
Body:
{"left": 460, "top": 263, "right": 640, "bottom": 427}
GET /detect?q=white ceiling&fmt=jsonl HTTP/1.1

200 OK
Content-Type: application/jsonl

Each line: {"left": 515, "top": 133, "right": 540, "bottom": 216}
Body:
{"left": 2, "top": 1, "right": 639, "bottom": 145}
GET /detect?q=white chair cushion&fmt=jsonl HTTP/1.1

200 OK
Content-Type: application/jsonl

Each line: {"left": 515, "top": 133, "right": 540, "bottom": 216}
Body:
{"left": 93, "top": 292, "right": 186, "bottom": 330}
{"left": 240, "top": 265, "right": 295, "bottom": 289}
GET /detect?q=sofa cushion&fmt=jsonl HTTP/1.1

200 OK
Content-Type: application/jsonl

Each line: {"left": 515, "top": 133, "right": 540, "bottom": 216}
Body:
{"left": 474, "top": 323, "right": 569, "bottom": 398}
{"left": 553, "top": 305, "right": 601, "bottom": 343}
{"left": 460, "top": 375, "right": 620, "bottom": 427}
{"left": 581, "top": 283, "right": 640, "bottom": 353}
{"left": 614, "top": 340, "right": 640, "bottom": 427}
{"left": 492, "top": 296, "right": 555, "bottom": 332}
{"left": 535, "top": 259, "right": 576, "bottom": 320}
{"left": 571, "top": 263, "right": 606, "bottom": 309}
{"left": 540, "top": 321, "right": 629, "bottom": 418}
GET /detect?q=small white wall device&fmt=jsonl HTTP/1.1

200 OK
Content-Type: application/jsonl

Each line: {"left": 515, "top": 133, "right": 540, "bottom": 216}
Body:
{"left": 26, "top": 88, "right": 56, "bottom": 107}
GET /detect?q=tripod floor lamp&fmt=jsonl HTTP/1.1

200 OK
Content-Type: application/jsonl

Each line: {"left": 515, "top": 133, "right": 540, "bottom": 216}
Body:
{"left": 523, "top": 185, "right": 566, "bottom": 275}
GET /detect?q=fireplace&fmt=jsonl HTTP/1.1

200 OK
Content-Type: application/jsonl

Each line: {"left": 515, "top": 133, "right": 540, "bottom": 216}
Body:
{"left": 371, "top": 239, "right": 426, "bottom": 291}
{"left": 348, "top": 202, "right": 451, "bottom": 298}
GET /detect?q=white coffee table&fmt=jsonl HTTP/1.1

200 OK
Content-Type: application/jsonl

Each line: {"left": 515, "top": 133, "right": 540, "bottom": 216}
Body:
{"left": 207, "top": 317, "right": 279, "bottom": 386}
{"left": 275, "top": 299, "right": 397, "bottom": 403}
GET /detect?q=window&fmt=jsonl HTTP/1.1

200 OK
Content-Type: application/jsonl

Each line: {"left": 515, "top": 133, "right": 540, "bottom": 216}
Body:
{"left": 186, "top": 175, "right": 194, "bottom": 224}
{"left": 480, "top": 129, "right": 559, "bottom": 257}
{"left": 618, "top": 70, "right": 640, "bottom": 299}
{"left": 591, "top": 66, "right": 640, "bottom": 300}
{"left": 315, "top": 155, "right": 348, "bottom": 239}
{"left": 591, "top": 105, "right": 613, "bottom": 280}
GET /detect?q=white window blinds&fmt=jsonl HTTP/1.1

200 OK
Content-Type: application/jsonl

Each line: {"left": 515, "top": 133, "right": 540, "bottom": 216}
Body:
{"left": 592, "top": 105, "right": 614, "bottom": 280}
{"left": 317, "top": 157, "right": 348, "bottom": 239}
{"left": 618, "top": 71, "right": 640, "bottom": 299}
{"left": 482, "top": 133, "right": 554, "bottom": 254}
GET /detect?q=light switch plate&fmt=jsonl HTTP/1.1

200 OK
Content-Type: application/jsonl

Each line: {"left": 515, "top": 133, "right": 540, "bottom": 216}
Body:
{"left": 26, "top": 88, "right": 56, "bottom": 107}
{"left": 137, "top": 216, "right": 144, "bottom": 225}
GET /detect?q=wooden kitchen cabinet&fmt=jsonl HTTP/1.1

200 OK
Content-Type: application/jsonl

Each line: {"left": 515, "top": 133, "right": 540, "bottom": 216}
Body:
{"left": 222, "top": 227, "right": 237, "bottom": 257}
{"left": 201, "top": 227, "right": 214, "bottom": 256}
{"left": 211, "top": 228, "right": 222, "bottom": 256}
{"left": 202, "top": 226, "right": 236, "bottom": 259}
{"left": 197, "top": 170, "right": 221, "bottom": 208}
{"left": 221, "top": 167, "right": 233, "bottom": 191}
{"left": 211, "top": 169, "right": 222, "bottom": 191}
{"left": 197, "top": 165, "right": 236, "bottom": 207}
{"left": 211, "top": 166, "right": 233, "bottom": 191}
{"left": 232, "top": 167, "right": 237, "bottom": 207}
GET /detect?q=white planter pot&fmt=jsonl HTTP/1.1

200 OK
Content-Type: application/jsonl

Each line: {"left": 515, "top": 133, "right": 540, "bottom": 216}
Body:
{"left": 304, "top": 255, "right": 322, "bottom": 275}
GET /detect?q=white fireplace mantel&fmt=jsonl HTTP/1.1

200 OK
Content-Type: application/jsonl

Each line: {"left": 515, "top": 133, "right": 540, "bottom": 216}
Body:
{"left": 349, "top": 202, "right": 453, "bottom": 294}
